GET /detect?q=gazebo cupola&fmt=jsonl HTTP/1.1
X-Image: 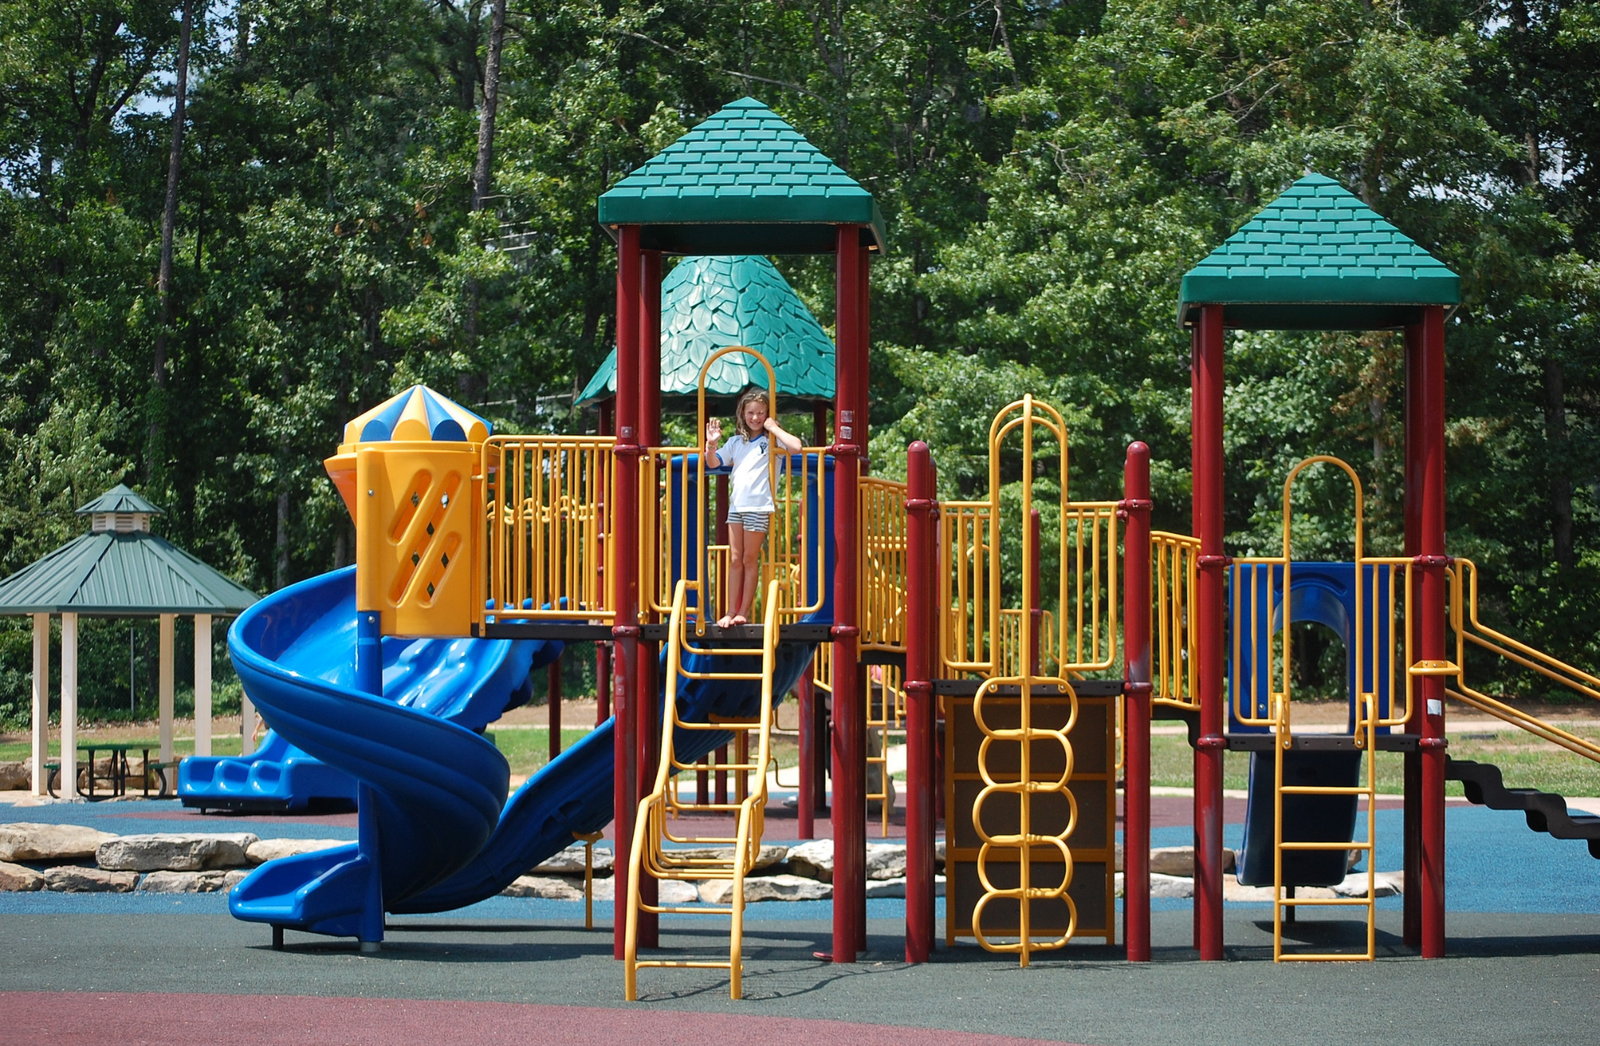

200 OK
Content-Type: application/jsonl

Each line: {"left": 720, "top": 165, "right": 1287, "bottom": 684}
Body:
{"left": 81, "top": 483, "right": 162, "bottom": 535}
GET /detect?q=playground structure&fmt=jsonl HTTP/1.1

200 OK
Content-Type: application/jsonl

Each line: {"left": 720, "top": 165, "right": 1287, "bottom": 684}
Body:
{"left": 221, "top": 102, "right": 1600, "bottom": 988}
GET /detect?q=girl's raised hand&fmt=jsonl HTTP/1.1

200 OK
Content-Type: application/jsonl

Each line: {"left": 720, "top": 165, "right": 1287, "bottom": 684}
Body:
{"left": 706, "top": 417, "right": 722, "bottom": 443}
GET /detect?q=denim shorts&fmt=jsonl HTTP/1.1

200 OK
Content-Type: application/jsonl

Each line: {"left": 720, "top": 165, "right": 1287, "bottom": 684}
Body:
{"left": 726, "top": 511, "right": 770, "bottom": 533}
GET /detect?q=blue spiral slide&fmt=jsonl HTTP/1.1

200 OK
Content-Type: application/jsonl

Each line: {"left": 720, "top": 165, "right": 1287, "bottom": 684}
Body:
{"left": 225, "top": 565, "right": 819, "bottom": 942}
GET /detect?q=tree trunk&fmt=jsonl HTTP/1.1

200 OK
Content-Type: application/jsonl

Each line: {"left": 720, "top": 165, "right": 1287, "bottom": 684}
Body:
{"left": 462, "top": 0, "right": 507, "bottom": 395}
{"left": 1542, "top": 358, "right": 1574, "bottom": 571}
{"left": 149, "top": 0, "right": 193, "bottom": 483}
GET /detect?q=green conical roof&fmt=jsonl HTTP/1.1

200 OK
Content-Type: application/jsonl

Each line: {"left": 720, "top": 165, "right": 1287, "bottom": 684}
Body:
{"left": 1178, "top": 173, "right": 1460, "bottom": 330}
{"left": 597, "top": 97, "right": 885, "bottom": 255}
{"left": 578, "top": 255, "right": 834, "bottom": 411}
{"left": 77, "top": 484, "right": 162, "bottom": 515}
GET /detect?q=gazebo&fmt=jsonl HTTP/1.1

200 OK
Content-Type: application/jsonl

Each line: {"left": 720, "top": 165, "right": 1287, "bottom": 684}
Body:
{"left": 0, "top": 485, "right": 260, "bottom": 798}
{"left": 576, "top": 253, "right": 836, "bottom": 437}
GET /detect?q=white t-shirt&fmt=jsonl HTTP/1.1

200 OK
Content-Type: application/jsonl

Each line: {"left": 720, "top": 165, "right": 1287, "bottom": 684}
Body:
{"left": 718, "top": 433, "right": 775, "bottom": 514}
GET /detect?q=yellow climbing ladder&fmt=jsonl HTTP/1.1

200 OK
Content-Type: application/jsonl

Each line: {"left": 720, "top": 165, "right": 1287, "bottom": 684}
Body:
{"left": 624, "top": 578, "right": 783, "bottom": 1001}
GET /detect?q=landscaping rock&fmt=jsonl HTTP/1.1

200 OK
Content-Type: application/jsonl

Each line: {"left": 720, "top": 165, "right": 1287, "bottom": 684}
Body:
{"left": 531, "top": 843, "right": 615, "bottom": 875}
{"left": 0, "top": 860, "right": 45, "bottom": 891}
{"left": 97, "top": 833, "right": 258, "bottom": 872}
{"left": 866, "top": 842, "right": 905, "bottom": 881}
{"left": 786, "top": 839, "right": 833, "bottom": 881}
{"left": 1148, "top": 845, "right": 1236, "bottom": 878}
{"left": 657, "top": 845, "right": 788, "bottom": 872}
{"left": 245, "top": 838, "right": 351, "bottom": 865}
{"left": 42, "top": 866, "right": 137, "bottom": 892}
{"left": 136, "top": 869, "right": 248, "bottom": 894}
{"left": 585, "top": 876, "right": 696, "bottom": 904}
{"left": 698, "top": 874, "right": 831, "bottom": 904}
{"left": 502, "top": 875, "right": 583, "bottom": 901}
{"left": 1333, "top": 871, "right": 1403, "bottom": 898}
{"left": 1149, "top": 872, "right": 1194, "bottom": 899}
{"left": 0, "top": 762, "right": 29, "bottom": 790}
{"left": 0, "top": 823, "right": 118, "bottom": 862}
{"left": 863, "top": 875, "right": 947, "bottom": 899}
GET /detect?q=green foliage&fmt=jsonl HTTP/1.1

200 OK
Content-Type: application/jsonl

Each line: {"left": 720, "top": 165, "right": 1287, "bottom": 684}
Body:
{"left": 0, "top": 0, "right": 1592, "bottom": 715}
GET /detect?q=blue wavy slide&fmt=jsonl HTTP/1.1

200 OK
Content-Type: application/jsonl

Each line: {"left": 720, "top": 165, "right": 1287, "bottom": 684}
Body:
{"left": 181, "top": 569, "right": 546, "bottom": 812}
{"left": 227, "top": 565, "right": 818, "bottom": 941}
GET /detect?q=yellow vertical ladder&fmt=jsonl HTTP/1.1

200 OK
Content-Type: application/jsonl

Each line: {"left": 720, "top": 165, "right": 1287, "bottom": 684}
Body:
{"left": 624, "top": 579, "right": 783, "bottom": 1001}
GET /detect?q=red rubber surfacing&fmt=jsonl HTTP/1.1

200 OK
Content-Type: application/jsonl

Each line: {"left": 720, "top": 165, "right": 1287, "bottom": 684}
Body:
{"left": 1, "top": 992, "right": 1084, "bottom": 1046}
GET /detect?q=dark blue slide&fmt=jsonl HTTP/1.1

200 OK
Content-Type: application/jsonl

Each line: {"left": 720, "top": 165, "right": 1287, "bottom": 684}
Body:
{"left": 225, "top": 565, "right": 819, "bottom": 937}
{"left": 181, "top": 568, "right": 549, "bottom": 812}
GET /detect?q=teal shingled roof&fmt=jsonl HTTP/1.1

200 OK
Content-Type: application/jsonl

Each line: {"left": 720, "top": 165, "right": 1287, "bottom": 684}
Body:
{"left": 597, "top": 97, "right": 885, "bottom": 256}
{"left": 578, "top": 255, "right": 834, "bottom": 411}
{"left": 77, "top": 483, "right": 162, "bottom": 516}
{"left": 1178, "top": 173, "right": 1460, "bottom": 331}
{"left": 0, "top": 488, "right": 259, "bottom": 616}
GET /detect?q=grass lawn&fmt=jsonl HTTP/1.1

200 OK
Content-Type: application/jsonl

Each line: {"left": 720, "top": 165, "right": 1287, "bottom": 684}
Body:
{"left": 1147, "top": 725, "right": 1600, "bottom": 798}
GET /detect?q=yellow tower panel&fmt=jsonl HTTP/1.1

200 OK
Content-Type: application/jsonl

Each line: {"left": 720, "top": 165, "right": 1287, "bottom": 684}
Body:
{"left": 354, "top": 444, "right": 480, "bottom": 637}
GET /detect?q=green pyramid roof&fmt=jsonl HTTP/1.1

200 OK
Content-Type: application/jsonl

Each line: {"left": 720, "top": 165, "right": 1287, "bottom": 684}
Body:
{"left": 0, "top": 531, "right": 259, "bottom": 616}
{"left": 77, "top": 483, "right": 162, "bottom": 515}
{"left": 597, "top": 97, "right": 885, "bottom": 255}
{"left": 578, "top": 255, "right": 834, "bottom": 411}
{"left": 1179, "top": 173, "right": 1460, "bottom": 330}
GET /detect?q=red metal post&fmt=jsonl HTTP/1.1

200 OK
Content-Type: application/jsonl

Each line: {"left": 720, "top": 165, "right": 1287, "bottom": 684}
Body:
{"left": 1121, "top": 442, "right": 1153, "bottom": 962}
{"left": 904, "top": 440, "right": 938, "bottom": 962}
{"left": 1028, "top": 509, "right": 1043, "bottom": 675}
{"left": 1191, "top": 304, "right": 1226, "bottom": 961}
{"left": 609, "top": 225, "right": 642, "bottom": 960}
{"left": 1402, "top": 321, "right": 1423, "bottom": 947}
{"left": 633, "top": 247, "right": 663, "bottom": 949}
{"left": 1414, "top": 305, "right": 1448, "bottom": 958}
{"left": 548, "top": 659, "right": 562, "bottom": 760}
{"left": 831, "top": 224, "right": 866, "bottom": 963}
{"left": 797, "top": 664, "right": 817, "bottom": 839}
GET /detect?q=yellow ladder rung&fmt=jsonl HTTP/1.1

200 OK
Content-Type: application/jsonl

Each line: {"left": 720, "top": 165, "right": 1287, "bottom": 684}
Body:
{"left": 634, "top": 960, "right": 734, "bottom": 970}
{"left": 1409, "top": 660, "right": 1459, "bottom": 676}
{"left": 1279, "top": 897, "right": 1375, "bottom": 907}
{"left": 1280, "top": 952, "right": 1376, "bottom": 962}
{"left": 1280, "top": 841, "right": 1373, "bottom": 851}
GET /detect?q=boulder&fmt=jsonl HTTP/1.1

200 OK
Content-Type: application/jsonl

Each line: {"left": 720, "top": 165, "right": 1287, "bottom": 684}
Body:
{"left": 0, "top": 822, "right": 118, "bottom": 862}
{"left": 657, "top": 845, "right": 787, "bottom": 872}
{"left": 866, "top": 842, "right": 905, "bottom": 881}
{"left": 502, "top": 875, "right": 584, "bottom": 901}
{"left": 698, "top": 874, "right": 831, "bottom": 904}
{"left": 1149, "top": 873, "right": 1194, "bottom": 899}
{"left": 97, "top": 833, "right": 258, "bottom": 872}
{"left": 0, "top": 860, "right": 45, "bottom": 891}
{"left": 42, "top": 866, "right": 138, "bottom": 892}
{"left": 0, "top": 762, "right": 29, "bottom": 791}
{"left": 245, "top": 838, "right": 351, "bottom": 865}
{"left": 136, "top": 869, "right": 249, "bottom": 894}
{"left": 863, "top": 875, "right": 946, "bottom": 899}
{"left": 531, "top": 843, "right": 615, "bottom": 875}
{"left": 785, "top": 839, "right": 833, "bottom": 881}
{"left": 1148, "top": 846, "right": 1236, "bottom": 878}
{"left": 584, "top": 876, "right": 696, "bottom": 904}
{"left": 1333, "top": 871, "right": 1403, "bottom": 898}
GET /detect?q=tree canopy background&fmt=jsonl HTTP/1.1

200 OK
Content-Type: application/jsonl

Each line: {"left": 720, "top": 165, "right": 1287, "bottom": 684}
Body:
{"left": 0, "top": 0, "right": 1594, "bottom": 723}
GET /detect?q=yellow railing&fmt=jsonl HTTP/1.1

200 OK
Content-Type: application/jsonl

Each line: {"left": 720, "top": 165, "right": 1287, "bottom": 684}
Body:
{"left": 861, "top": 476, "right": 908, "bottom": 653}
{"left": 640, "top": 446, "right": 829, "bottom": 628}
{"left": 624, "top": 578, "right": 783, "bottom": 1001}
{"left": 1445, "top": 559, "right": 1600, "bottom": 764}
{"left": 1151, "top": 531, "right": 1199, "bottom": 710}
{"left": 867, "top": 662, "right": 904, "bottom": 837}
{"left": 479, "top": 435, "right": 613, "bottom": 623}
{"left": 997, "top": 608, "right": 1057, "bottom": 677}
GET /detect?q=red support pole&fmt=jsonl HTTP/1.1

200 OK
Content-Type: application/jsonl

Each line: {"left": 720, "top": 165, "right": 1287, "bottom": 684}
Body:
{"left": 797, "top": 664, "right": 817, "bottom": 839}
{"left": 1402, "top": 321, "right": 1423, "bottom": 948}
{"left": 609, "top": 225, "right": 642, "bottom": 961}
{"left": 633, "top": 247, "right": 663, "bottom": 950}
{"left": 1121, "top": 442, "right": 1153, "bottom": 962}
{"left": 904, "top": 440, "right": 938, "bottom": 962}
{"left": 548, "top": 658, "right": 562, "bottom": 761}
{"left": 1191, "top": 304, "right": 1226, "bottom": 961}
{"left": 1028, "top": 509, "right": 1043, "bottom": 675}
{"left": 1413, "top": 305, "right": 1448, "bottom": 958}
{"left": 831, "top": 224, "right": 866, "bottom": 963}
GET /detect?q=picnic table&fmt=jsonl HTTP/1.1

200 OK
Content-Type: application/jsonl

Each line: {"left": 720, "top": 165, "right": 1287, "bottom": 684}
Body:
{"left": 45, "top": 743, "right": 176, "bottom": 800}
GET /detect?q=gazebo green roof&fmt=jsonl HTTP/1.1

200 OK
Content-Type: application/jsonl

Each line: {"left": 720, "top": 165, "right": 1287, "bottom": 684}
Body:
{"left": 578, "top": 255, "right": 835, "bottom": 412}
{"left": 597, "top": 97, "right": 886, "bottom": 256}
{"left": 1178, "top": 173, "right": 1460, "bottom": 331}
{"left": 0, "top": 487, "right": 259, "bottom": 616}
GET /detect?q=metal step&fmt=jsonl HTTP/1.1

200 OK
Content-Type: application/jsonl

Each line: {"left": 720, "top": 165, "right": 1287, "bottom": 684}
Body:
{"left": 1445, "top": 757, "right": 1600, "bottom": 860}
